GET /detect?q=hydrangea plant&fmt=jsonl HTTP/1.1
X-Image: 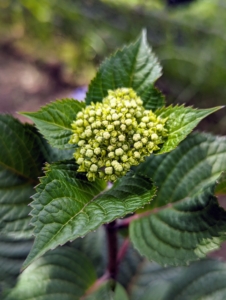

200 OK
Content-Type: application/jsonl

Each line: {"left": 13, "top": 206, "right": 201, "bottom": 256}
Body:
{"left": 1, "top": 31, "right": 226, "bottom": 299}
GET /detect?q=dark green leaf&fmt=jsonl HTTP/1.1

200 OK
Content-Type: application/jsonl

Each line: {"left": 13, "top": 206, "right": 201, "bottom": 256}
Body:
{"left": 164, "top": 259, "right": 226, "bottom": 300}
{"left": 23, "top": 162, "right": 156, "bottom": 268}
{"left": 3, "top": 247, "right": 96, "bottom": 300}
{"left": 0, "top": 116, "right": 48, "bottom": 238}
{"left": 0, "top": 236, "right": 33, "bottom": 295}
{"left": 21, "top": 99, "right": 85, "bottom": 149}
{"left": 85, "top": 30, "right": 164, "bottom": 111}
{"left": 136, "top": 132, "right": 226, "bottom": 209}
{"left": 130, "top": 181, "right": 226, "bottom": 266}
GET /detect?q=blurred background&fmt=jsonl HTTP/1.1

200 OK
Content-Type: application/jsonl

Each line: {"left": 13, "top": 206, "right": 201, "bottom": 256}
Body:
{"left": 0, "top": 0, "right": 225, "bottom": 135}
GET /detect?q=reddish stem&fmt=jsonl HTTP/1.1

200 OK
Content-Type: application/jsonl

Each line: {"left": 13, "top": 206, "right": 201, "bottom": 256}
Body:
{"left": 117, "top": 238, "right": 130, "bottom": 265}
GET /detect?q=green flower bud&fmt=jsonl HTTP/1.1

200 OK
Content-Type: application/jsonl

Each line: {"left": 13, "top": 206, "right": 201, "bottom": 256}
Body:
{"left": 94, "top": 147, "right": 101, "bottom": 155}
{"left": 70, "top": 87, "right": 168, "bottom": 182}
{"left": 77, "top": 157, "right": 84, "bottom": 164}
{"left": 134, "top": 151, "right": 140, "bottom": 159}
{"left": 90, "top": 164, "right": 98, "bottom": 172}
{"left": 103, "top": 132, "right": 111, "bottom": 139}
{"left": 133, "top": 133, "right": 141, "bottom": 141}
{"left": 115, "top": 148, "right": 124, "bottom": 156}
{"left": 134, "top": 141, "right": 143, "bottom": 149}
{"left": 125, "top": 119, "right": 132, "bottom": 126}
{"left": 151, "top": 133, "right": 158, "bottom": 140}
{"left": 105, "top": 167, "right": 113, "bottom": 175}
{"left": 108, "top": 152, "right": 115, "bottom": 158}
{"left": 114, "top": 163, "right": 123, "bottom": 172}
{"left": 86, "top": 149, "right": 93, "bottom": 157}
{"left": 118, "top": 135, "right": 125, "bottom": 142}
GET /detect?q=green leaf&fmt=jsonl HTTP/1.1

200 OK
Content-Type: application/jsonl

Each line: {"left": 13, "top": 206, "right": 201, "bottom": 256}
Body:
{"left": 85, "top": 282, "right": 129, "bottom": 300}
{"left": 156, "top": 105, "right": 222, "bottom": 154}
{"left": 136, "top": 132, "right": 226, "bottom": 209}
{"left": 3, "top": 247, "right": 97, "bottom": 300}
{"left": 142, "top": 87, "right": 165, "bottom": 111}
{"left": 21, "top": 99, "right": 85, "bottom": 149}
{"left": 85, "top": 30, "right": 164, "bottom": 111}
{"left": 0, "top": 115, "right": 74, "bottom": 238}
{"left": 70, "top": 226, "right": 107, "bottom": 277}
{"left": 130, "top": 132, "right": 226, "bottom": 266}
{"left": 0, "top": 116, "right": 49, "bottom": 238}
{"left": 130, "top": 181, "right": 226, "bottom": 266}
{"left": 164, "top": 259, "right": 226, "bottom": 300}
{"left": 215, "top": 172, "right": 226, "bottom": 195}
{"left": 125, "top": 260, "right": 180, "bottom": 300}
{"left": 23, "top": 161, "right": 156, "bottom": 268}
{"left": 0, "top": 236, "right": 33, "bottom": 294}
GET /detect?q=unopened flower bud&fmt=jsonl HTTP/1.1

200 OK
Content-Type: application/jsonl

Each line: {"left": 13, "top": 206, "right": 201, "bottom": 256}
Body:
{"left": 115, "top": 148, "right": 124, "bottom": 156}
{"left": 90, "top": 164, "right": 98, "bottom": 172}
{"left": 105, "top": 167, "right": 113, "bottom": 175}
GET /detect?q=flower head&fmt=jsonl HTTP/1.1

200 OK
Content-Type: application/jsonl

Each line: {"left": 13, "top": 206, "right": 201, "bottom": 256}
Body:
{"left": 69, "top": 88, "right": 168, "bottom": 181}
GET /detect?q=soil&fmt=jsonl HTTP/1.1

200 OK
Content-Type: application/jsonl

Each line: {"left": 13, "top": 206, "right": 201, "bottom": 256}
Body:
{"left": 0, "top": 47, "right": 74, "bottom": 123}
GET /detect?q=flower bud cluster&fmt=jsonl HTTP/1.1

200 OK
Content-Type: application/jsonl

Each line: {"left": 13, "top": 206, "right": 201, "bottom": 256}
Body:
{"left": 69, "top": 88, "right": 168, "bottom": 181}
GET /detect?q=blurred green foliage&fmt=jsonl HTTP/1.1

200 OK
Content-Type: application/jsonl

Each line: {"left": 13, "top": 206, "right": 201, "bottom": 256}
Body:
{"left": 0, "top": 0, "right": 225, "bottom": 133}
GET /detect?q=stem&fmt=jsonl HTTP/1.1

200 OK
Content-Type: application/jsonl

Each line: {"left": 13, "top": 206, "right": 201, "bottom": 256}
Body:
{"left": 117, "top": 238, "right": 130, "bottom": 265}
{"left": 81, "top": 272, "right": 109, "bottom": 299}
{"left": 115, "top": 201, "right": 182, "bottom": 229}
{"left": 105, "top": 220, "right": 118, "bottom": 281}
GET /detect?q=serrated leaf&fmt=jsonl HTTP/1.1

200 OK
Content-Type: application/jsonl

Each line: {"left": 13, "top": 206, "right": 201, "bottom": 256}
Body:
{"left": 3, "top": 247, "right": 96, "bottom": 300}
{"left": 130, "top": 181, "right": 226, "bottom": 266}
{"left": 85, "top": 30, "right": 164, "bottom": 111}
{"left": 0, "top": 116, "right": 49, "bottom": 238}
{"left": 21, "top": 99, "right": 85, "bottom": 149}
{"left": 137, "top": 132, "right": 226, "bottom": 209}
{"left": 0, "top": 236, "right": 33, "bottom": 295}
{"left": 0, "top": 115, "right": 74, "bottom": 238}
{"left": 156, "top": 105, "right": 222, "bottom": 154}
{"left": 130, "top": 132, "right": 226, "bottom": 266}
{"left": 23, "top": 161, "right": 156, "bottom": 268}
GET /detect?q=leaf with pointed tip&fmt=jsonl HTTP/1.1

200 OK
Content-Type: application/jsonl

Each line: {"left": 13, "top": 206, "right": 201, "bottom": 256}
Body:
{"left": 85, "top": 30, "right": 164, "bottom": 111}
{"left": 3, "top": 247, "right": 96, "bottom": 300}
{"left": 130, "top": 181, "right": 226, "bottom": 266}
{"left": 23, "top": 162, "right": 156, "bottom": 268}
{"left": 21, "top": 99, "right": 85, "bottom": 149}
{"left": 156, "top": 105, "right": 222, "bottom": 154}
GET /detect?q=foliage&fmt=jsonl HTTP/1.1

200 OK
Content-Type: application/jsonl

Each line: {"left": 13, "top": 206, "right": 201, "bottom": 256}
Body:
{"left": 1, "top": 31, "right": 226, "bottom": 299}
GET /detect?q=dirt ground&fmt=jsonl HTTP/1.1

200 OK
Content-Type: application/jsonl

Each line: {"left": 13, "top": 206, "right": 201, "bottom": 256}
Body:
{"left": 0, "top": 48, "right": 74, "bottom": 123}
